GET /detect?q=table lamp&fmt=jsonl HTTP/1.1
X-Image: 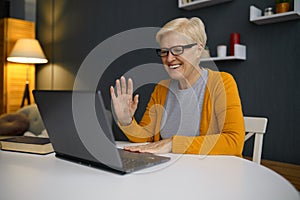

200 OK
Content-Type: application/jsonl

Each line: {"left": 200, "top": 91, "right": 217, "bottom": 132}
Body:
{"left": 7, "top": 38, "right": 48, "bottom": 107}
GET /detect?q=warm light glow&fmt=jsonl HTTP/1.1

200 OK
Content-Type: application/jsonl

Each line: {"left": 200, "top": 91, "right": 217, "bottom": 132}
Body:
{"left": 7, "top": 38, "right": 48, "bottom": 64}
{"left": 7, "top": 57, "right": 48, "bottom": 64}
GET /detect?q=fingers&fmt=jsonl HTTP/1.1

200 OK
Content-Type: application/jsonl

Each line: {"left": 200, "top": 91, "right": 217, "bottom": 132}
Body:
{"left": 132, "top": 94, "right": 139, "bottom": 110}
{"left": 124, "top": 143, "right": 157, "bottom": 153}
{"left": 114, "top": 76, "right": 133, "bottom": 96}
{"left": 134, "top": 94, "right": 139, "bottom": 103}
{"left": 127, "top": 78, "right": 133, "bottom": 96}
{"left": 123, "top": 139, "right": 172, "bottom": 154}
{"left": 110, "top": 86, "right": 116, "bottom": 100}
{"left": 116, "top": 79, "right": 121, "bottom": 96}
{"left": 124, "top": 145, "right": 150, "bottom": 153}
{"left": 120, "top": 76, "right": 126, "bottom": 95}
{"left": 124, "top": 145, "right": 140, "bottom": 152}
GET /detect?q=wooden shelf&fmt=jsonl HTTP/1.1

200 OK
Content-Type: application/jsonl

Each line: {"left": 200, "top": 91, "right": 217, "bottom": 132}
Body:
{"left": 178, "top": 0, "right": 232, "bottom": 10}
{"left": 250, "top": 1, "right": 300, "bottom": 25}
{"left": 201, "top": 44, "right": 246, "bottom": 62}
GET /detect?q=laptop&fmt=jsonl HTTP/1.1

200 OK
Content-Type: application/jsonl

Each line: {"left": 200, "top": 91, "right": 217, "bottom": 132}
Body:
{"left": 33, "top": 90, "right": 170, "bottom": 174}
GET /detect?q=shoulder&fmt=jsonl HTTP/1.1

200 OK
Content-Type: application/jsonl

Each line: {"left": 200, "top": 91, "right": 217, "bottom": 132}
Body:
{"left": 207, "top": 68, "right": 234, "bottom": 80}
{"left": 206, "top": 68, "right": 237, "bottom": 87}
{"left": 204, "top": 69, "right": 241, "bottom": 106}
{"left": 205, "top": 68, "right": 239, "bottom": 98}
{"left": 154, "top": 79, "right": 171, "bottom": 92}
{"left": 157, "top": 79, "right": 171, "bottom": 86}
{"left": 147, "top": 79, "right": 171, "bottom": 104}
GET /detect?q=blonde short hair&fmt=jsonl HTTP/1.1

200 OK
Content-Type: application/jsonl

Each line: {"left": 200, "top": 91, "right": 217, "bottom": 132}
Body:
{"left": 156, "top": 17, "right": 207, "bottom": 47}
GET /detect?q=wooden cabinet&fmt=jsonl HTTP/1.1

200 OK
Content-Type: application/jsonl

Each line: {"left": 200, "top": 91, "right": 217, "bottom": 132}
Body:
{"left": 0, "top": 18, "right": 36, "bottom": 114}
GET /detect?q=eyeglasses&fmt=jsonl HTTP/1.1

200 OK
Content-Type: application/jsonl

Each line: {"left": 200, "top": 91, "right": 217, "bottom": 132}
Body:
{"left": 156, "top": 43, "right": 197, "bottom": 57}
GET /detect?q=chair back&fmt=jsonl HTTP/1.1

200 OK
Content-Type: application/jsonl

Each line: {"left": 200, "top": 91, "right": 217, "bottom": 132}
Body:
{"left": 244, "top": 116, "right": 268, "bottom": 164}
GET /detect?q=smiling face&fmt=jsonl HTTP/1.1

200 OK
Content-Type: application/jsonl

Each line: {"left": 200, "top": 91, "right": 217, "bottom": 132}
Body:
{"left": 159, "top": 31, "right": 202, "bottom": 89}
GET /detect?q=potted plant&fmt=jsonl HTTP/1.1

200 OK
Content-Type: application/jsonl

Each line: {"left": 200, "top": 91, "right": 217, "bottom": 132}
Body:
{"left": 276, "top": 0, "right": 290, "bottom": 13}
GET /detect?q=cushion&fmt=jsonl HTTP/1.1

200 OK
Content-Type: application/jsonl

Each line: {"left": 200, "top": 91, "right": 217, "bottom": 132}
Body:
{"left": 0, "top": 112, "right": 29, "bottom": 136}
{"left": 17, "top": 104, "right": 45, "bottom": 136}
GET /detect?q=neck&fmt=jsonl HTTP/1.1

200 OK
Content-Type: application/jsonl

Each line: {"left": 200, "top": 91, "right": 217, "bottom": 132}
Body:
{"left": 178, "top": 67, "right": 202, "bottom": 90}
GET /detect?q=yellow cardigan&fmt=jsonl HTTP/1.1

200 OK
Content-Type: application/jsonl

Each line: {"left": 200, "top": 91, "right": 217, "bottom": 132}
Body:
{"left": 119, "top": 69, "right": 245, "bottom": 156}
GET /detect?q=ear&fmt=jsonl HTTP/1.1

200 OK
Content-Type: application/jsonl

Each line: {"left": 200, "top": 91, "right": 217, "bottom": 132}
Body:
{"left": 196, "top": 43, "right": 204, "bottom": 58}
{"left": 198, "top": 43, "right": 204, "bottom": 50}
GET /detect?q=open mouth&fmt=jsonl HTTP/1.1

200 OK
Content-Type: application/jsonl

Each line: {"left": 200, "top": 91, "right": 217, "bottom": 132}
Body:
{"left": 169, "top": 64, "right": 181, "bottom": 69}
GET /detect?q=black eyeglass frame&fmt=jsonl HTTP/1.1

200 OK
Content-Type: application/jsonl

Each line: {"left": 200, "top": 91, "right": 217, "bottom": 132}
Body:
{"left": 156, "top": 43, "right": 198, "bottom": 57}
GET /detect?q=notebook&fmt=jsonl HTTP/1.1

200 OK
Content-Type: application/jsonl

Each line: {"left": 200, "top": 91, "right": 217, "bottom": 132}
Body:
{"left": 33, "top": 90, "right": 170, "bottom": 174}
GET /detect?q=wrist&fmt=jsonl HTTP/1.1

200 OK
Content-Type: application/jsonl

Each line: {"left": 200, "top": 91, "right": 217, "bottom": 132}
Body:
{"left": 119, "top": 118, "right": 133, "bottom": 126}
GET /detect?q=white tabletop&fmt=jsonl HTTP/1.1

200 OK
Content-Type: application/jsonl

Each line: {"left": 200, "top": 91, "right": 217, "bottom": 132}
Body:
{"left": 0, "top": 143, "right": 299, "bottom": 200}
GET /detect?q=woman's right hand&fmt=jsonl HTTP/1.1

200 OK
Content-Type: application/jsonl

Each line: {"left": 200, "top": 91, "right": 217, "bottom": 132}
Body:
{"left": 110, "top": 76, "right": 139, "bottom": 126}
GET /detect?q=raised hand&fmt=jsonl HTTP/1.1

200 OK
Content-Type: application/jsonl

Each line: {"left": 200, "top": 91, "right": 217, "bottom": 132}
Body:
{"left": 110, "top": 76, "right": 139, "bottom": 126}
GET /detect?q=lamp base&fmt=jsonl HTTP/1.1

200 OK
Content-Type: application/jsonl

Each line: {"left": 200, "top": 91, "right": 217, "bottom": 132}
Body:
{"left": 21, "top": 82, "right": 31, "bottom": 107}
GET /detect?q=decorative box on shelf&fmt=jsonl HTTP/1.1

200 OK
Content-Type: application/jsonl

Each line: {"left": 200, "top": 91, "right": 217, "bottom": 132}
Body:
{"left": 200, "top": 44, "right": 246, "bottom": 62}
{"left": 249, "top": 1, "right": 300, "bottom": 25}
{"left": 178, "top": 0, "right": 232, "bottom": 10}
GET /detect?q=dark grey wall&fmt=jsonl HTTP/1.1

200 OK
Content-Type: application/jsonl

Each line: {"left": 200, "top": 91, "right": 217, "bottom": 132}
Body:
{"left": 36, "top": 0, "right": 300, "bottom": 164}
{"left": 0, "top": 0, "right": 24, "bottom": 19}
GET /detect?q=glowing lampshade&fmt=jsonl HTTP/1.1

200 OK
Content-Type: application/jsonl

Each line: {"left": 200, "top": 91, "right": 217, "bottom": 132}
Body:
{"left": 6, "top": 38, "right": 48, "bottom": 107}
{"left": 7, "top": 38, "right": 48, "bottom": 64}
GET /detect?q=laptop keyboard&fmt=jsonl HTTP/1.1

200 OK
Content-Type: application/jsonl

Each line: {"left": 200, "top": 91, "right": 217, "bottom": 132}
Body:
{"left": 121, "top": 157, "right": 150, "bottom": 169}
{"left": 118, "top": 149, "right": 166, "bottom": 170}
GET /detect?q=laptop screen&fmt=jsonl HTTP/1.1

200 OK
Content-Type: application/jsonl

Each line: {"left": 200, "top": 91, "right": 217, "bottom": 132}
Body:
{"left": 33, "top": 90, "right": 123, "bottom": 169}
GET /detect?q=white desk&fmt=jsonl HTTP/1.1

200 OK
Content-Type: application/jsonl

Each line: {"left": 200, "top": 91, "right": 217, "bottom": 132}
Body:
{"left": 0, "top": 144, "right": 299, "bottom": 200}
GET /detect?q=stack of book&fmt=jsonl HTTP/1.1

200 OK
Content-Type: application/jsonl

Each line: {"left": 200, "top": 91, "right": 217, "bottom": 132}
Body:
{"left": 0, "top": 136, "right": 54, "bottom": 155}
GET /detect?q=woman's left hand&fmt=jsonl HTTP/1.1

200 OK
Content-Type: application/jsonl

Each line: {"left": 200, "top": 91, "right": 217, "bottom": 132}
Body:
{"left": 124, "top": 138, "right": 172, "bottom": 154}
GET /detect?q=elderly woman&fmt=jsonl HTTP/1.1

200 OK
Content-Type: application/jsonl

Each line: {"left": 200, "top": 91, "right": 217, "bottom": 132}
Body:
{"left": 110, "top": 17, "right": 245, "bottom": 156}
